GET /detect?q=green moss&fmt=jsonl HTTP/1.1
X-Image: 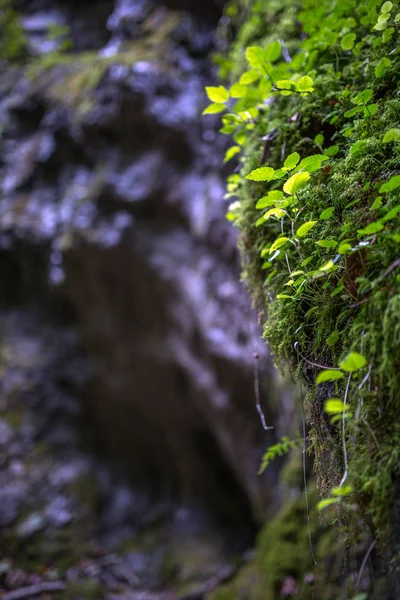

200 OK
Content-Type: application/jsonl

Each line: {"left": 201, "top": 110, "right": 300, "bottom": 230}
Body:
{"left": 212, "top": 0, "right": 400, "bottom": 587}
{"left": 62, "top": 579, "right": 105, "bottom": 600}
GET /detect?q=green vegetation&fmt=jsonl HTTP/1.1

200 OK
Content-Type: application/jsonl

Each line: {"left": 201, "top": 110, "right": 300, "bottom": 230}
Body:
{"left": 0, "top": 0, "right": 27, "bottom": 61}
{"left": 206, "top": 0, "right": 400, "bottom": 590}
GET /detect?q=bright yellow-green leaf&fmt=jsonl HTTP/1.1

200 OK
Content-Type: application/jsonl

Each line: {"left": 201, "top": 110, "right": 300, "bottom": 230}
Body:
{"left": 324, "top": 399, "right": 345, "bottom": 414}
{"left": 246, "top": 46, "right": 265, "bottom": 69}
{"left": 339, "top": 352, "right": 367, "bottom": 372}
{"left": 296, "top": 220, "right": 317, "bottom": 237}
{"left": 269, "top": 236, "right": 290, "bottom": 253}
{"left": 230, "top": 83, "right": 247, "bottom": 98}
{"left": 299, "top": 155, "right": 328, "bottom": 173}
{"left": 224, "top": 146, "right": 241, "bottom": 163}
{"left": 205, "top": 86, "right": 230, "bottom": 104}
{"left": 383, "top": 129, "right": 400, "bottom": 143}
{"left": 316, "top": 370, "right": 344, "bottom": 384}
{"left": 296, "top": 75, "right": 314, "bottom": 93}
{"left": 338, "top": 243, "right": 352, "bottom": 254}
{"left": 332, "top": 485, "right": 353, "bottom": 496}
{"left": 283, "top": 152, "right": 300, "bottom": 170}
{"left": 320, "top": 207, "right": 335, "bottom": 220}
{"left": 264, "top": 40, "right": 281, "bottom": 63}
{"left": 264, "top": 208, "right": 286, "bottom": 220}
{"left": 317, "top": 498, "right": 341, "bottom": 511}
{"left": 341, "top": 33, "right": 356, "bottom": 50}
{"left": 240, "top": 70, "right": 261, "bottom": 85}
{"left": 381, "top": 1, "right": 393, "bottom": 13}
{"left": 317, "top": 239, "right": 338, "bottom": 248}
{"left": 202, "top": 103, "right": 226, "bottom": 115}
{"left": 246, "top": 167, "right": 275, "bottom": 181}
{"left": 283, "top": 172, "right": 310, "bottom": 195}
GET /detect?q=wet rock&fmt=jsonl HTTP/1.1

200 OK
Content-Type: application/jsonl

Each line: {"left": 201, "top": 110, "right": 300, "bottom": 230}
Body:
{"left": 0, "top": 483, "right": 27, "bottom": 528}
{"left": 16, "top": 512, "right": 46, "bottom": 538}
{"left": 45, "top": 496, "right": 73, "bottom": 528}
{"left": 4, "top": 567, "right": 28, "bottom": 589}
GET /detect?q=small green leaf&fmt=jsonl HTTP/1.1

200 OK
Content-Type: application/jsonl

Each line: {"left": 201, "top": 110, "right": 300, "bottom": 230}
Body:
{"left": 344, "top": 106, "right": 364, "bottom": 118}
{"left": 320, "top": 207, "right": 335, "bottom": 220}
{"left": 245, "top": 46, "right": 265, "bottom": 69}
{"left": 297, "top": 220, "right": 317, "bottom": 237}
{"left": 276, "top": 293, "right": 293, "bottom": 299}
{"left": 358, "top": 221, "right": 384, "bottom": 235}
{"left": 316, "top": 370, "right": 344, "bottom": 384}
{"left": 298, "top": 154, "right": 328, "bottom": 172}
{"left": 283, "top": 172, "right": 311, "bottom": 195}
{"left": 264, "top": 208, "right": 286, "bottom": 220}
{"left": 205, "top": 86, "right": 230, "bottom": 104}
{"left": 381, "top": 1, "right": 393, "bottom": 13}
{"left": 324, "top": 398, "right": 345, "bottom": 414}
{"left": 269, "top": 236, "right": 290, "bottom": 253}
{"left": 224, "top": 146, "right": 241, "bottom": 163}
{"left": 350, "top": 140, "right": 368, "bottom": 155}
{"left": 296, "top": 75, "right": 314, "bottom": 93}
{"left": 383, "top": 129, "right": 400, "bottom": 143}
{"left": 332, "top": 485, "right": 353, "bottom": 496}
{"left": 341, "top": 33, "right": 356, "bottom": 50}
{"left": 230, "top": 83, "right": 247, "bottom": 98}
{"left": 246, "top": 167, "right": 275, "bottom": 181}
{"left": 382, "top": 204, "right": 400, "bottom": 222}
{"left": 339, "top": 352, "right": 367, "bottom": 372}
{"left": 240, "top": 70, "right": 261, "bottom": 85}
{"left": 364, "top": 104, "right": 378, "bottom": 117}
{"left": 317, "top": 239, "right": 338, "bottom": 248}
{"left": 327, "top": 330, "right": 339, "bottom": 347}
{"left": 314, "top": 133, "right": 324, "bottom": 146}
{"left": 284, "top": 152, "right": 300, "bottom": 170}
{"left": 317, "top": 498, "right": 341, "bottom": 511}
{"left": 379, "top": 175, "right": 400, "bottom": 193}
{"left": 202, "top": 103, "right": 226, "bottom": 115}
{"left": 382, "top": 26, "right": 395, "bottom": 42}
{"left": 325, "top": 145, "right": 339, "bottom": 157}
{"left": 338, "top": 243, "right": 352, "bottom": 254}
{"left": 352, "top": 89, "right": 373, "bottom": 105}
{"left": 375, "top": 57, "right": 391, "bottom": 77}
{"left": 371, "top": 196, "right": 383, "bottom": 210}
{"left": 276, "top": 80, "right": 296, "bottom": 95}
{"left": 264, "top": 40, "right": 281, "bottom": 62}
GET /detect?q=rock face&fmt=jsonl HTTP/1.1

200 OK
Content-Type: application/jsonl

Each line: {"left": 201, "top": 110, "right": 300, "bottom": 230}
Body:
{"left": 0, "top": 0, "right": 283, "bottom": 533}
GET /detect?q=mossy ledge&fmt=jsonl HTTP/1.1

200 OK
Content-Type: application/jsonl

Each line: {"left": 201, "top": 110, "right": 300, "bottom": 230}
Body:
{"left": 207, "top": 0, "right": 400, "bottom": 594}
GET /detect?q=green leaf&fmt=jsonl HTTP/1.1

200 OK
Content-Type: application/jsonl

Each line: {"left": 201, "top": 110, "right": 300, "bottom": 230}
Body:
{"left": 269, "top": 236, "right": 290, "bottom": 253}
{"left": 371, "top": 196, "right": 383, "bottom": 210}
{"left": 325, "top": 145, "right": 339, "bottom": 157}
{"left": 357, "top": 221, "right": 384, "bottom": 235}
{"left": 202, "top": 103, "right": 226, "bottom": 115}
{"left": 224, "top": 146, "right": 240, "bottom": 163}
{"left": 341, "top": 33, "right": 356, "bottom": 50}
{"left": 381, "top": 204, "right": 400, "bottom": 223}
{"left": 320, "top": 207, "right": 335, "bottom": 220}
{"left": 352, "top": 89, "right": 373, "bottom": 105}
{"left": 383, "top": 129, "right": 400, "bottom": 143}
{"left": 230, "top": 83, "right": 247, "bottom": 98}
{"left": 381, "top": 1, "right": 393, "bottom": 13}
{"left": 339, "top": 352, "right": 367, "bottom": 372}
{"left": 375, "top": 56, "right": 391, "bottom": 78}
{"left": 276, "top": 80, "right": 296, "bottom": 95}
{"left": 379, "top": 175, "right": 400, "bottom": 193}
{"left": 317, "top": 498, "right": 341, "bottom": 511}
{"left": 316, "top": 370, "right": 344, "bottom": 384}
{"left": 246, "top": 167, "right": 275, "bottom": 181}
{"left": 298, "top": 154, "right": 328, "bottom": 172}
{"left": 240, "top": 70, "right": 261, "bottom": 85}
{"left": 324, "top": 398, "right": 345, "bottom": 414}
{"left": 327, "top": 330, "right": 339, "bottom": 347}
{"left": 296, "top": 75, "right": 314, "bottom": 93}
{"left": 284, "top": 152, "right": 300, "bottom": 170}
{"left": 364, "top": 104, "right": 378, "bottom": 117}
{"left": 265, "top": 40, "right": 281, "bottom": 63}
{"left": 246, "top": 46, "right": 265, "bottom": 69}
{"left": 276, "top": 293, "right": 293, "bottom": 299}
{"left": 256, "top": 190, "right": 285, "bottom": 209}
{"left": 344, "top": 106, "right": 364, "bottom": 118}
{"left": 205, "top": 86, "right": 230, "bottom": 103}
{"left": 382, "top": 26, "right": 395, "bottom": 42}
{"left": 314, "top": 133, "right": 324, "bottom": 146}
{"left": 296, "top": 220, "right": 317, "bottom": 237}
{"left": 317, "top": 239, "right": 338, "bottom": 248}
{"left": 338, "top": 243, "right": 352, "bottom": 254}
{"left": 350, "top": 140, "right": 368, "bottom": 155}
{"left": 332, "top": 485, "right": 353, "bottom": 496}
{"left": 283, "top": 172, "right": 311, "bottom": 195}
{"left": 264, "top": 208, "right": 286, "bottom": 220}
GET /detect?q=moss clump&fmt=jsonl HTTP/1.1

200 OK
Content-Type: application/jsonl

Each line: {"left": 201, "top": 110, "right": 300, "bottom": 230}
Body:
{"left": 209, "top": 0, "right": 400, "bottom": 589}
